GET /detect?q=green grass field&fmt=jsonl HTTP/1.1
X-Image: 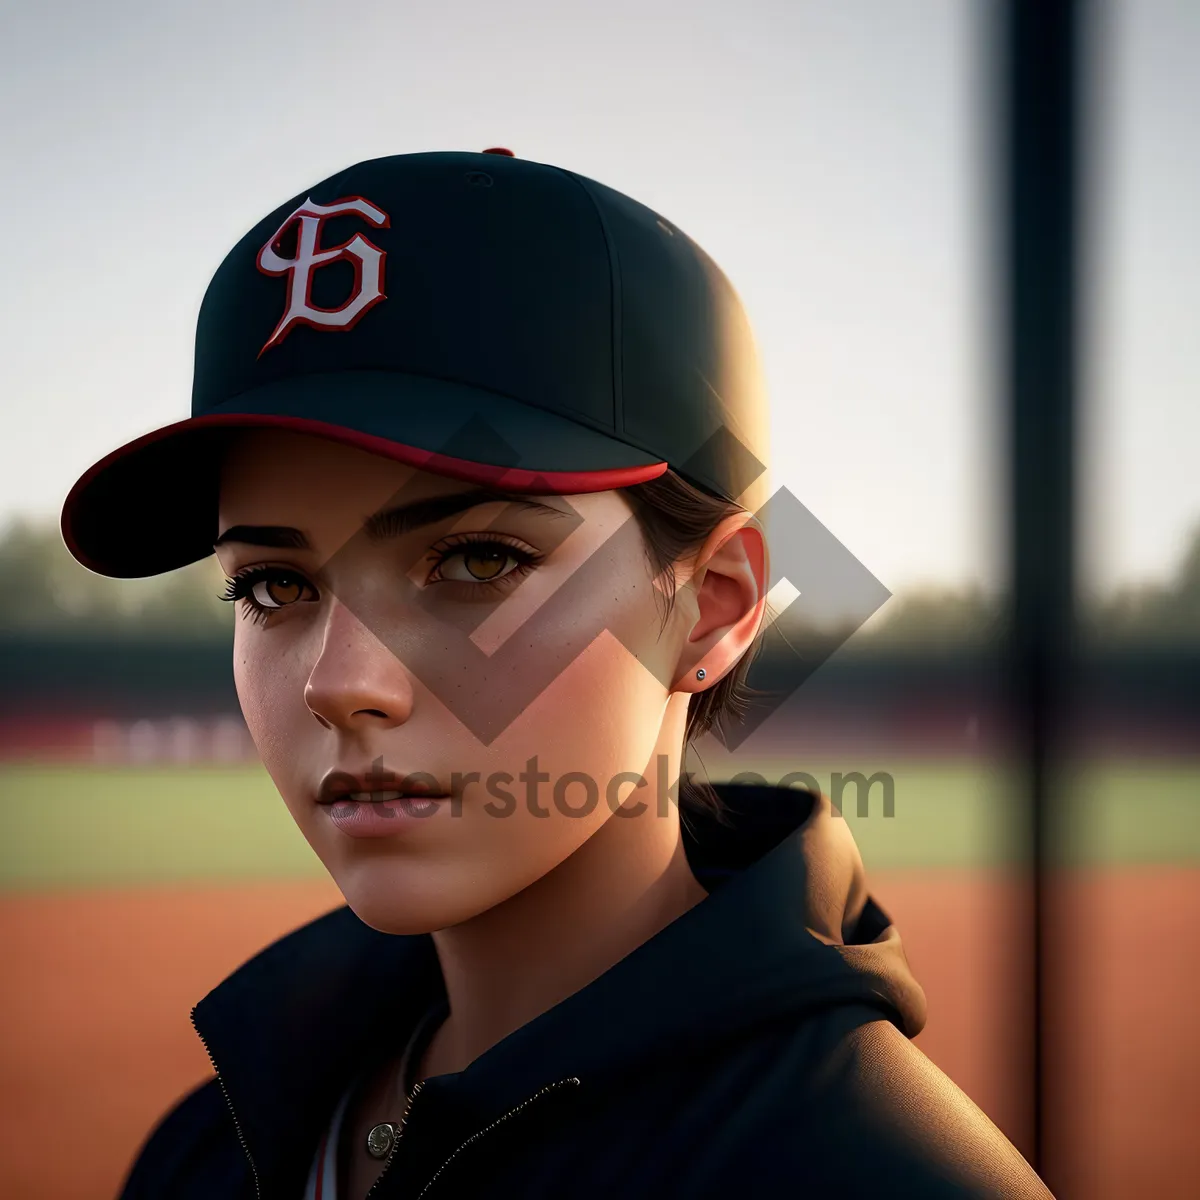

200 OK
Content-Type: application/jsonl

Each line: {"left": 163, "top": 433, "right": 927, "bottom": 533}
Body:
{"left": 1, "top": 758, "right": 1197, "bottom": 890}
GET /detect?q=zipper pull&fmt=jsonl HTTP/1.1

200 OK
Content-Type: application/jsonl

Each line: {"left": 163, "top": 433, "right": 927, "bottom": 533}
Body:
{"left": 364, "top": 1079, "right": 426, "bottom": 1198}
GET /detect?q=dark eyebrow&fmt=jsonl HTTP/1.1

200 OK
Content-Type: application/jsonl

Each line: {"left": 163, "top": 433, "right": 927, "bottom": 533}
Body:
{"left": 363, "top": 488, "right": 569, "bottom": 540}
{"left": 213, "top": 525, "right": 311, "bottom": 550}
{"left": 214, "top": 488, "right": 569, "bottom": 550}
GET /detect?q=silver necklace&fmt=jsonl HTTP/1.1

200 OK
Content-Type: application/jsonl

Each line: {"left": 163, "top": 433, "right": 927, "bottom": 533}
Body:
{"left": 365, "top": 1005, "right": 446, "bottom": 1160}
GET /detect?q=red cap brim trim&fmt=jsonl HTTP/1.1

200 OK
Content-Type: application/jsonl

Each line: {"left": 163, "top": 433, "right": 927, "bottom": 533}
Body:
{"left": 61, "top": 412, "right": 669, "bottom": 573}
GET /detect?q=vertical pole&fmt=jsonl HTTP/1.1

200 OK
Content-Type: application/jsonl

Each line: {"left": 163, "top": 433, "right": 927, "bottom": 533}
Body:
{"left": 1002, "top": 0, "right": 1082, "bottom": 1177}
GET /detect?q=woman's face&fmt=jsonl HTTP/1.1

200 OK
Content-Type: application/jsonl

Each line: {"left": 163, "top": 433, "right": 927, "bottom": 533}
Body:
{"left": 216, "top": 428, "right": 695, "bottom": 933}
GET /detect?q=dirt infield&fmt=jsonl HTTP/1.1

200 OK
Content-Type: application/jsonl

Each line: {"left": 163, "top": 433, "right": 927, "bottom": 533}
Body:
{"left": 1, "top": 867, "right": 1195, "bottom": 1199}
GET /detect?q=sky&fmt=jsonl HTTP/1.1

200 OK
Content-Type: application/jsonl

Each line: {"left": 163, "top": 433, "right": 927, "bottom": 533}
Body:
{"left": 0, "top": 0, "right": 1195, "bottom": 594}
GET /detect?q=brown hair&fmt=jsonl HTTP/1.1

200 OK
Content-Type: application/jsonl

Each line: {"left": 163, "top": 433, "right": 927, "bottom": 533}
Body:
{"left": 621, "top": 469, "right": 766, "bottom": 824}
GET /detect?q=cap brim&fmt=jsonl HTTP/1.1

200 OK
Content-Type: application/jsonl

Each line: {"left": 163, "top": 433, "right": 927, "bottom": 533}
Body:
{"left": 61, "top": 371, "right": 667, "bottom": 578}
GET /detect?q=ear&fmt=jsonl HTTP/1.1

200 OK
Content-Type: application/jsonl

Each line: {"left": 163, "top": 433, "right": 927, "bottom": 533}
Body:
{"left": 672, "top": 512, "right": 769, "bottom": 693}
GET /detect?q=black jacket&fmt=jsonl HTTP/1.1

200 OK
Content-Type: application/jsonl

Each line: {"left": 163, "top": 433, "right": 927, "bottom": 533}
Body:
{"left": 118, "top": 784, "right": 1052, "bottom": 1198}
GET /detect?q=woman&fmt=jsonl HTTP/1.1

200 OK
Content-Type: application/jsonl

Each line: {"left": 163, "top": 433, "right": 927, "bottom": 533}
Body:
{"left": 62, "top": 149, "right": 1051, "bottom": 1198}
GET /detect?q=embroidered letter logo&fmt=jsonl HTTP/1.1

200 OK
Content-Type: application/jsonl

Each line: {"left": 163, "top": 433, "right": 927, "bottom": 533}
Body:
{"left": 255, "top": 195, "right": 390, "bottom": 355}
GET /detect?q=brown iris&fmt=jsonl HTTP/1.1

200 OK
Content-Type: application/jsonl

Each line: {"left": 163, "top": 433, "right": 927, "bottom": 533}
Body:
{"left": 261, "top": 575, "right": 305, "bottom": 606}
{"left": 463, "top": 549, "right": 508, "bottom": 580}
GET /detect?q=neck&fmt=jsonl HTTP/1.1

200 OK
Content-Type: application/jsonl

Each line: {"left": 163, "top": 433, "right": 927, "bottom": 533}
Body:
{"left": 416, "top": 693, "right": 706, "bottom": 1081}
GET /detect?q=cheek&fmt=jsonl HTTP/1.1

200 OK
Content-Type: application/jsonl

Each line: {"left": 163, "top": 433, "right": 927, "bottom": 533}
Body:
{"left": 482, "top": 558, "right": 678, "bottom": 785}
{"left": 231, "top": 626, "right": 315, "bottom": 793}
{"left": 491, "top": 625, "right": 672, "bottom": 800}
{"left": 232, "top": 627, "right": 272, "bottom": 740}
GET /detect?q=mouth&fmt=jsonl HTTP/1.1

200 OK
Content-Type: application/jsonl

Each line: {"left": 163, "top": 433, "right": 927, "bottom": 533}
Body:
{"left": 315, "top": 768, "right": 453, "bottom": 837}
{"left": 315, "top": 768, "right": 452, "bottom": 807}
{"left": 320, "top": 790, "right": 451, "bottom": 805}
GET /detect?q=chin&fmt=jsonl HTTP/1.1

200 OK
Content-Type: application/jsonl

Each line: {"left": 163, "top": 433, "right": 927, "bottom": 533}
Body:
{"left": 330, "top": 864, "right": 499, "bottom": 936}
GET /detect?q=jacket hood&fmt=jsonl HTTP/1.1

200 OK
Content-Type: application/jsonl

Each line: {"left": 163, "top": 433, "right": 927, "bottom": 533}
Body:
{"left": 191, "top": 783, "right": 926, "bottom": 1198}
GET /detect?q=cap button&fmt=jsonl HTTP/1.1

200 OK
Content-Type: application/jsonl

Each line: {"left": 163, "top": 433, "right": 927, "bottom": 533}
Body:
{"left": 481, "top": 147, "right": 515, "bottom": 157}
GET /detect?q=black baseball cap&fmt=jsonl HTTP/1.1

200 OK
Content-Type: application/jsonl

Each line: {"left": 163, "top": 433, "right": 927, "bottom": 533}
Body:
{"left": 61, "top": 148, "right": 768, "bottom": 578}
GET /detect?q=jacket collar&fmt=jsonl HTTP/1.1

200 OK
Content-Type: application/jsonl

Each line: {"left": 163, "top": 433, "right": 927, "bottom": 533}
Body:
{"left": 192, "top": 904, "right": 443, "bottom": 1197}
{"left": 192, "top": 784, "right": 925, "bottom": 1199}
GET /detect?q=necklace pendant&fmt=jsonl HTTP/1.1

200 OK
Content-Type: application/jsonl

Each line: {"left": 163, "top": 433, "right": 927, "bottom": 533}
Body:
{"left": 366, "top": 1122, "right": 398, "bottom": 1159}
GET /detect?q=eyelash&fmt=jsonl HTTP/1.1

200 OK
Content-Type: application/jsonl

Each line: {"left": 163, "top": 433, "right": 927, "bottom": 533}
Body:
{"left": 217, "top": 535, "right": 543, "bottom": 623}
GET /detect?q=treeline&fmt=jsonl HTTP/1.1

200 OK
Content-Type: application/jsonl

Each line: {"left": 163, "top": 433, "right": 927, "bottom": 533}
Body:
{"left": 0, "top": 519, "right": 230, "bottom": 638}
{"left": 872, "top": 526, "right": 1200, "bottom": 647}
{"left": 1, "top": 516, "right": 1197, "bottom": 647}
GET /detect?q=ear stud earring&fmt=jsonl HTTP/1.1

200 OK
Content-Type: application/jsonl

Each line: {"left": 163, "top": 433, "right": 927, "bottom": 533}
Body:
{"left": 696, "top": 668, "right": 706, "bottom": 681}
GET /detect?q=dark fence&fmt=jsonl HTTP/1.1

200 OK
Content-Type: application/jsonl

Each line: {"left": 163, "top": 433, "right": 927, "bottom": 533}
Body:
{"left": 2, "top": 636, "right": 1195, "bottom": 756}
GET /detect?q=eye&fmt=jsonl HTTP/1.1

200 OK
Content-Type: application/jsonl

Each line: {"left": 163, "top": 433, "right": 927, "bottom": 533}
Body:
{"left": 219, "top": 567, "right": 318, "bottom": 620}
{"left": 440, "top": 546, "right": 519, "bottom": 582}
{"left": 427, "top": 535, "right": 541, "bottom": 590}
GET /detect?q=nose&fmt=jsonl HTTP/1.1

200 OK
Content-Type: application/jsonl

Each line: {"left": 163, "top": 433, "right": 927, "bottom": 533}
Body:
{"left": 304, "top": 599, "right": 415, "bottom": 733}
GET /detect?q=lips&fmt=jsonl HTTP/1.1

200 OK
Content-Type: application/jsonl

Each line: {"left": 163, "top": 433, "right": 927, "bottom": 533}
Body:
{"left": 320, "top": 790, "right": 448, "bottom": 838}
{"left": 316, "top": 767, "right": 452, "bottom": 806}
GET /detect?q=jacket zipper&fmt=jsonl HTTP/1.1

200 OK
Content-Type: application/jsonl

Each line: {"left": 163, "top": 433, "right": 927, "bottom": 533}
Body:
{"left": 412, "top": 1076, "right": 581, "bottom": 1200}
{"left": 189, "top": 1007, "right": 263, "bottom": 1200}
{"left": 189, "top": 1007, "right": 578, "bottom": 1200}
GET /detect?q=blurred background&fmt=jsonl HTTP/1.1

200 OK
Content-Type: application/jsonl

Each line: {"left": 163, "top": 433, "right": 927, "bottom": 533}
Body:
{"left": 1, "top": 2, "right": 1196, "bottom": 1197}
